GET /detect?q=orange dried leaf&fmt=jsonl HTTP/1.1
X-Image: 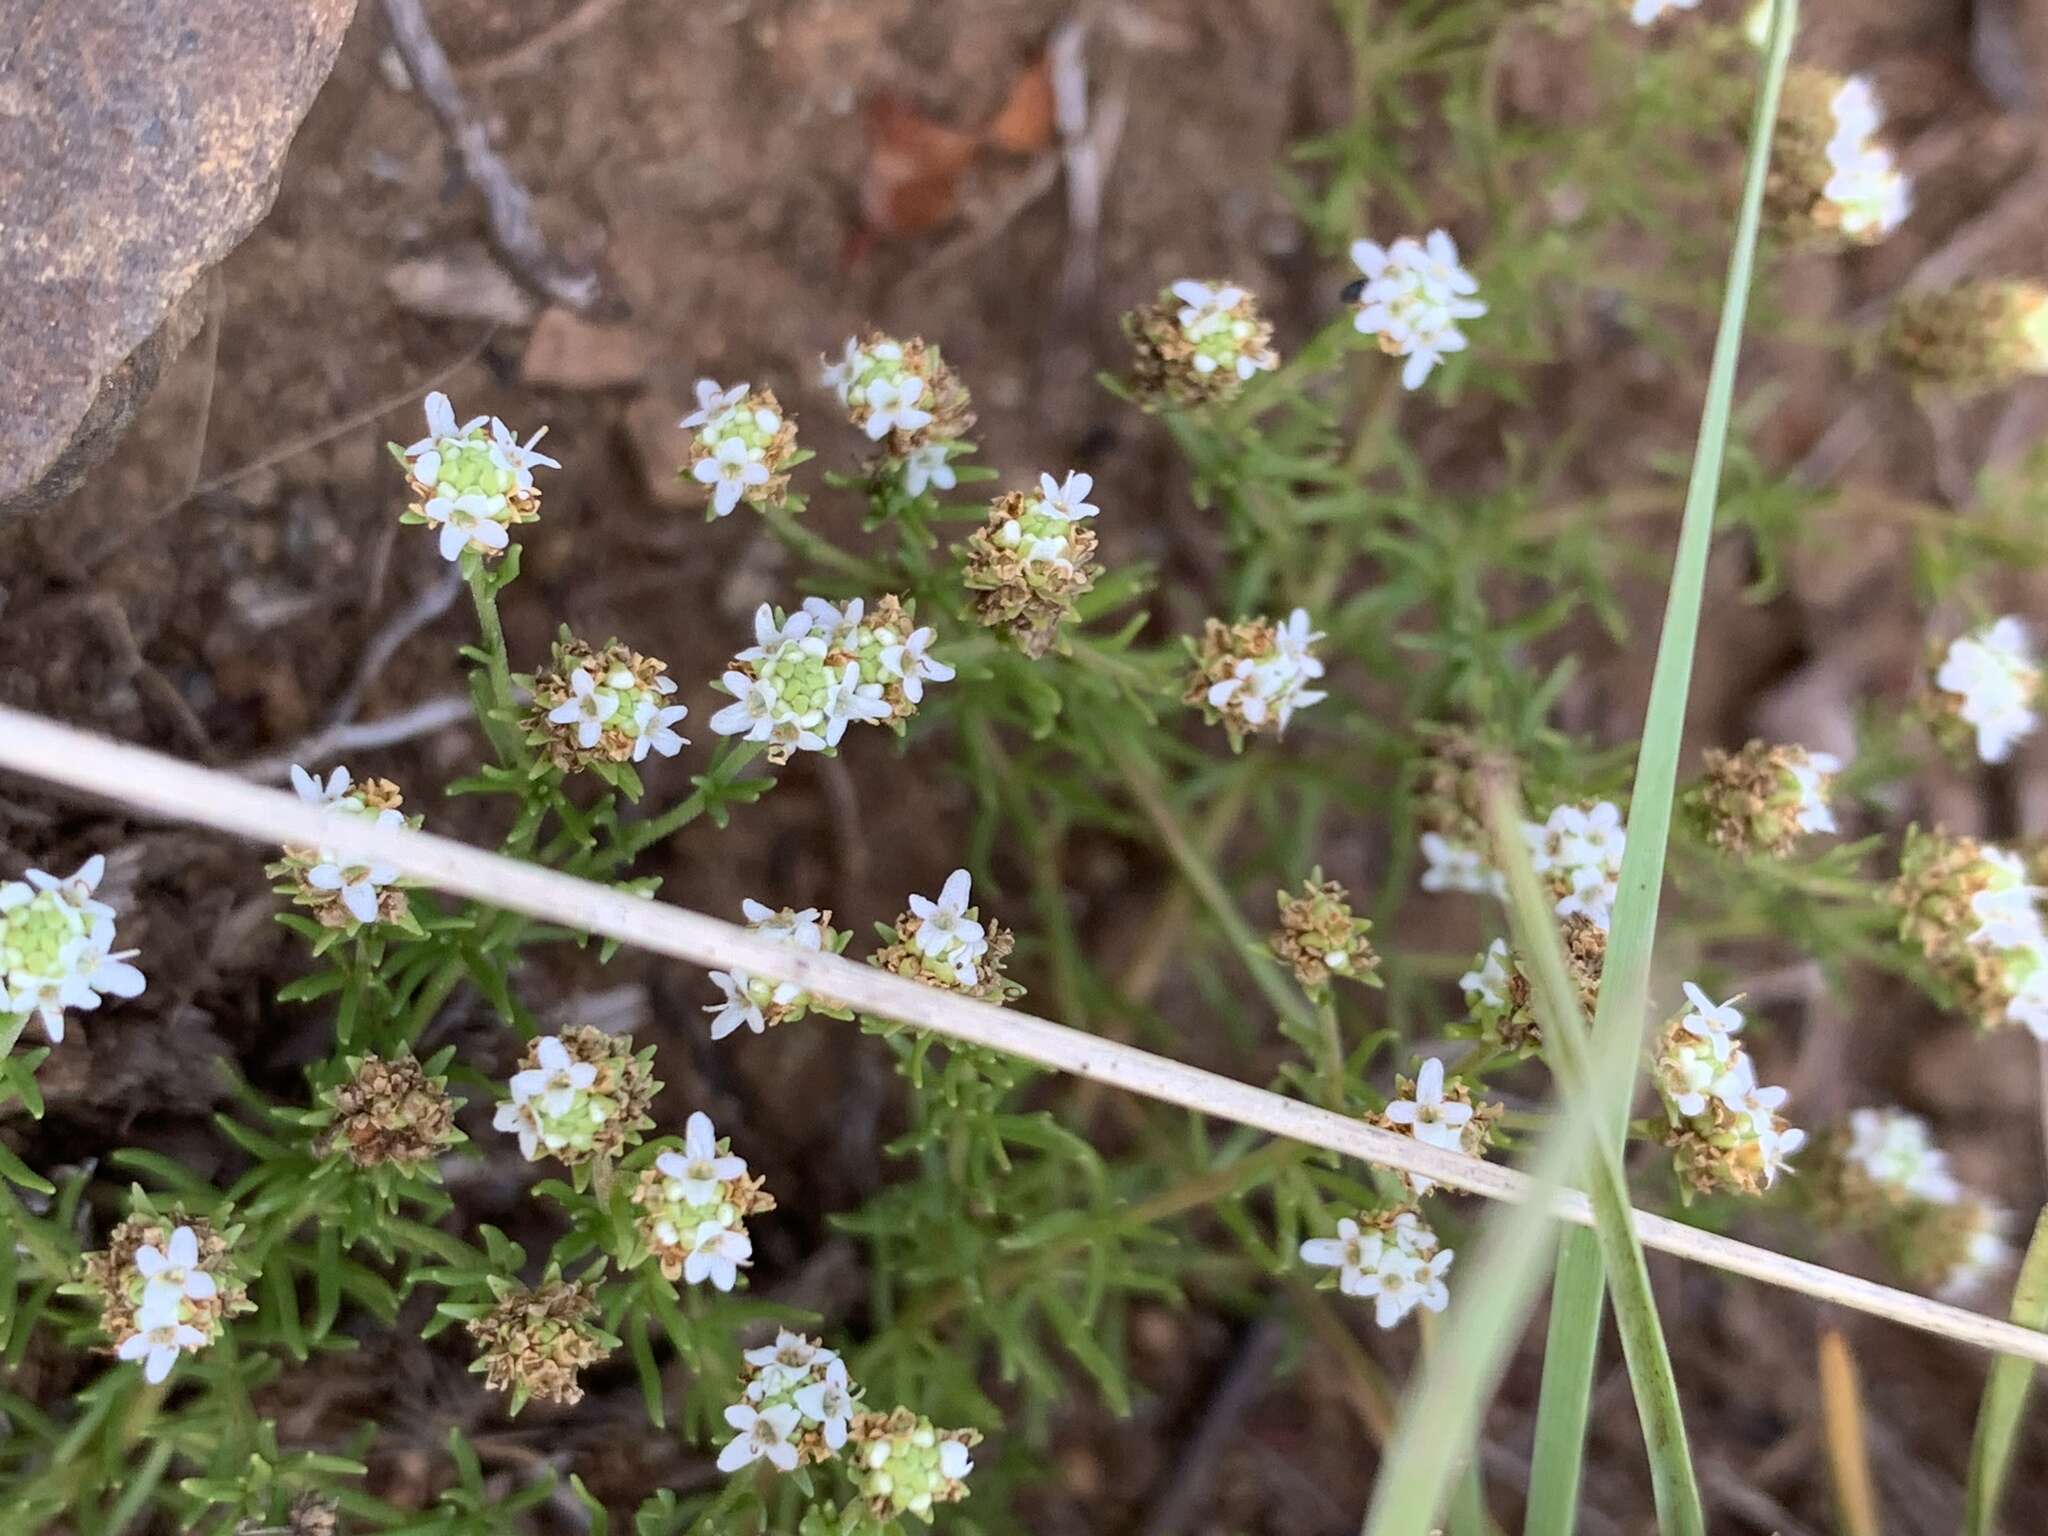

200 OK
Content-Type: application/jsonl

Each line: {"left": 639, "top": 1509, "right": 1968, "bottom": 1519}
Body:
{"left": 985, "top": 54, "right": 1055, "bottom": 154}
{"left": 861, "top": 95, "right": 977, "bottom": 237}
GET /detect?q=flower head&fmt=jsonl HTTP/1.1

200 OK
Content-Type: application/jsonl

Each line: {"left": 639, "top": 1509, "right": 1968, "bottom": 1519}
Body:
{"left": 1123, "top": 279, "right": 1279, "bottom": 407}
{"left": 1518, "top": 799, "right": 1626, "bottom": 931}
{"left": 721, "top": 1332, "right": 864, "bottom": 1470}
{"left": 268, "top": 767, "right": 415, "bottom": 934}
{"left": 1893, "top": 826, "right": 2048, "bottom": 1035}
{"left": 82, "top": 1205, "right": 250, "bottom": 1385}
{"left": 705, "top": 898, "right": 852, "bottom": 1040}
{"left": 465, "top": 1277, "right": 616, "bottom": 1410}
{"left": 492, "top": 1028, "right": 660, "bottom": 1173}
{"left": 1629, "top": 0, "right": 1701, "bottom": 24}
{"left": 1183, "top": 609, "right": 1328, "bottom": 747}
{"left": 1378, "top": 1058, "right": 1497, "bottom": 1194}
{"left": 962, "top": 471, "right": 1102, "bottom": 657}
{"left": 821, "top": 334, "right": 975, "bottom": 458}
{"left": 846, "top": 1408, "right": 982, "bottom": 1522}
{"left": 1690, "top": 740, "right": 1842, "bottom": 856}
{"left": 871, "top": 869, "right": 1021, "bottom": 1003}
{"left": 1270, "top": 874, "right": 1379, "bottom": 991}
{"left": 1651, "top": 987, "right": 1805, "bottom": 1197}
{"left": 1347, "top": 229, "right": 1485, "bottom": 390}
{"left": 320, "top": 1052, "right": 462, "bottom": 1168}
{"left": 1930, "top": 618, "right": 2041, "bottom": 766}
{"left": 0, "top": 852, "right": 145, "bottom": 1044}
{"left": 1883, "top": 281, "right": 2048, "bottom": 393}
{"left": 393, "top": 391, "right": 553, "bottom": 562}
{"left": 679, "top": 379, "right": 802, "bottom": 519}
{"left": 1767, "top": 69, "right": 1911, "bottom": 247}
{"left": 1300, "top": 1207, "right": 1453, "bottom": 1329}
{"left": 524, "top": 634, "right": 689, "bottom": 773}
{"left": 632, "top": 1111, "right": 776, "bottom": 1285}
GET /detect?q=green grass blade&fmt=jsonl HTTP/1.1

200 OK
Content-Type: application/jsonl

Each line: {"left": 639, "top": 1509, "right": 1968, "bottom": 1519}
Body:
{"left": 1486, "top": 787, "right": 1703, "bottom": 1536}
{"left": 1522, "top": 3, "right": 1798, "bottom": 1530}
{"left": 1359, "top": 782, "right": 1703, "bottom": 1536}
{"left": 1964, "top": 1208, "right": 2048, "bottom": 1536}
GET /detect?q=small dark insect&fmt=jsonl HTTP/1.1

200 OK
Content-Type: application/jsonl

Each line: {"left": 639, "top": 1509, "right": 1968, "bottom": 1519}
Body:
{"left": 1339, "top": 277, "right": 1369, "bottom": 305}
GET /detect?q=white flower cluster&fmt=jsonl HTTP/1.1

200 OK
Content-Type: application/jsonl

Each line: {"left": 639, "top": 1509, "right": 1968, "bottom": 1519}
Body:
{"left": 682, "top": 379, "right": 791, "bottom": 518}
{"left": 1419, "top": 831, "right": 1505, "bottom": 897}
{"left": 0, "top": 855, "right": 145, "bottom": 1044}
{"left": 398, "top": 391, "right": 558, "bottom": 562}
{"left": 492, "top": 1036, "right": 602, "bottom": 1163}
{"left": 1525, "top": 800, "right": 1626, "bottom": 929}
{"left": 1935, "top": 616, "right": 2040, "bottom": 765}
{"left": 823, "top": 338, "right": 933, "bottom": 441}
{"left": 720, "top": 1331, "right": 862, "bottom": 1472}
{"left": 636, "top": 1112, "right": 760, "bottom": 1290}
{"left": 1788, "top": 750, "right": 1841, "bottom": 834}
{"left": 1299, "top": 1209, "right": 1454, "bottom": 1329}
{"left": 1822, "top": 78, "right": 1910, "bottom": 242}
{"left": 116, "top": 1225, "right": 220, "bottom": 1383}
{"left": 1382, "top": 1057, "right": 1472, "bottom": 1195}
{"left": 710, "top": 598, "right": 952, "bottom": 762}
{"left": 1167, "top": 281, "right": 1280, "bottom": 386}
{"left": 995, "top": 471, "right": 1099, "bottom": 572}
{"left": 707, "top": 899, "right": 841, "bottom": 1039}
{"left": 1655, "top": 983, "right": 1807, "bottom": 1189}
{"left": 543, "top": 656, "right": 689, "bottom": 764}
{"left": 1844, "top": 1107, "right": 1961, "bottom": 1205}
{"left": 1963, "top": 844, "right": 2048, "bottom": 1035}
{"left": 1201, "top": 609, "right": 1329, "bottom": 735}
{"left": 1347, "top": 230, "right": 1485, "bottom": 390}
{"left": 289, "top": 766, "right": 405, "bottom": 927}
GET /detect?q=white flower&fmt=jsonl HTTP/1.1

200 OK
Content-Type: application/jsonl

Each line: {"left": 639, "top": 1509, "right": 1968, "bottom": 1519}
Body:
{"left": 633, "top": 699, "right": 691, "bottom": 761}
{"left": 1630, "top": 0, "right": 1701, "bottom": 25}
{"left": 23, "top": 856, "right": 116, "bottom": 924}
{"left": 1460, "top": 939, "right": 1512, "bottom": 1010}
{"left": 1172, "top": 279, "right": 1245, "bottom": 331}
{"left": 1164, "top": 280, "right": 1277, "bottom": 382}
{"left": 794, "top": 1358, "right": 858, "bottom": 1449}
{"left": 2008, "top": 955, "right": 2048, "bottom": 1039}
{"left": 1664, "top": 1028, "right": 1738, "bottom": 1119}
{"left": 718, "top": 1401, "right": 802, "bottom": 1473}
{"left": 910, "top": 870, "right": 986, "bottom": 959}
{"left": 694, "top": 437, "right": 772, "bottom": 518}
{"left": 862, "top": 376, "right": 933, "bottom": 442}
{"left": 685, "top": 1219, "right": 754, "bottom": 1291}
{"left": 819, "top": 339, "right": 865, "bottom": 403}
{"left": 1939, "top": 1206, "right": 2015, "bottom": 1301}
{"left": 421, "top": 492, "right": 509, "bottom": 563}
{"left": 305, "top": 809, "right": 404, "bottom": 927}
{"left": 509, "top": 1035, "right": 598, "bottom": 1116}
{"left": 548, "top": 670, "right": 621, "bottom": 751}
{"left": 1789, "top": 750, "right": 1841, "bottom": 834}
{"left": 1419, "top": 831, "right": 1501, "bottom": 896}
{"left": 656, "top": 1112, "right": 748, "bottom": 1204}
{"left": 290, "top": 765, "right": 355, "bottom": 810}
{"left": 1036, "top": 471, "right": 1099, "bottom": 523}
{"left": 1678, "top": 982, "right": 1744, "bottom": 1040}
{"left": 1348, "top": 229, "right": 1486, "bottom": 390}
{"left": 1383, "top": 1058, "right": 1473, "bottom": 1154}
{"left": 903, "top": 443, "right": 958, "bottom": 497}
{"left": 134, "top": 1225, "right": 219, "bottom": 1315}
{"left": 745, "top": 1329, "right": 834, "bottom": 1374}
{"left": 877, "top": 626, "right": 955, "bottom": 704}
{"left": 682, "top": 379, "right": 749, "bottom": 430}
{"left": 1819, "top": 79, "right": 1910, "bottom": 242}
{"left": 742, "top": 899, "right": 825, "bottom": 951}
{"left": 1299, "top": 1217, "right": 1382, "bottom": 1297}
{"left": 704, "top": 971, "right": 773, "bottom": 1039}
{"left": 118, "top": 1316, "right": 208, "bottom": 1385}
{"left": 1936, "top": 618, "right": 2040, "bottom": 764}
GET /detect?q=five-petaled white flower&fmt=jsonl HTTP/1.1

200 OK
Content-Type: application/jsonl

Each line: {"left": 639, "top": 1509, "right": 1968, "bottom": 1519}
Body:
{"left": 1419, "top": 831, "right": 1503, "bottom": 896}
{"left": 1384, "top": 1058, "right": 1473, "bottom": 1154}
{"left": 878, "top": 626, "right": 955, "bottom": 704}
{"left": 305, "top": 814, "right": 404, "bottom": 928}
{"left": 1036, "top": 471, "right": 1099, "bottom": 523}
{"left": 718, "top": 1401, "right": 802, "bottom": 1473}
{"left": 682, "top": 379, "right": 749, "bottom": 430}
{"left": 510, "top": 1036, "right": 598, "bottom": 1117}
{"left": 1678, "top": 982, "right": 1744, "bottom": 1040}
{"left": 909, "top": 869, "right": 988, "bottom": 982}
{"left": 548, "top": 670, "right": 621, "bottom": 751}
{"left": 1459, "top": 939, "right": 1512, "bottom": 1010}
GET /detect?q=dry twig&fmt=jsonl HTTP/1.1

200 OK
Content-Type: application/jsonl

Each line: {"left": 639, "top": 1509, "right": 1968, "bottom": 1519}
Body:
{"left": 379, "top": 0, "right": 601, "bottom": 312}
{"left": 3, "top": 705, "right": 2048, "bottom": 1369}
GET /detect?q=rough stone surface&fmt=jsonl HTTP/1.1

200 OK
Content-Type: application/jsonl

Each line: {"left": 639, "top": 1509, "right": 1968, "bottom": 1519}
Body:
{"left": 0, "top": 0, "right": 358, "bottom": 516}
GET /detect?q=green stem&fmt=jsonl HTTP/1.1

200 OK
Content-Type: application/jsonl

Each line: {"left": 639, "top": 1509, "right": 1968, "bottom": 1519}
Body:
{"left": 615, "top": 739, "right": 765, "bottom": 861}
{"left": 465, "top": 562, "right": 523, "bottom": 763}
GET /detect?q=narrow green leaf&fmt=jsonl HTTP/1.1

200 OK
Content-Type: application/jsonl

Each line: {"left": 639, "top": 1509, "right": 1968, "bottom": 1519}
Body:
{"left": 1524, "top": 4, "right": 1798, "bottom": 1530}
{"left": 1964, "top": 1208, "right": 2048, "bottom": 1536}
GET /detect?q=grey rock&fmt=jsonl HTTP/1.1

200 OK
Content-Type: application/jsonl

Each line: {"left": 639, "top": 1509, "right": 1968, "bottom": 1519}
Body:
{"left": 0, "top": 0, "right": 358, "bottom": 516}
